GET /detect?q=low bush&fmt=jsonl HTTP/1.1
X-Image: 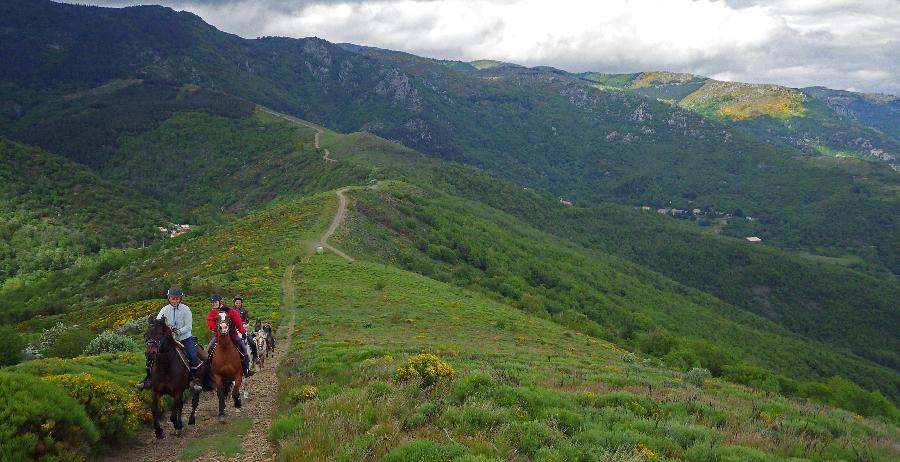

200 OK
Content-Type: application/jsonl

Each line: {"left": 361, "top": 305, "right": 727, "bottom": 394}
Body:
{"left": 685, "top": 368, "right": 712, "bottom": 386}
{"left": 287, "top": 385, "right": 318, "bottom": 406}
{"left": 395, "top": 353, "right": 454, "bottom": 387}
{"left": 83, "top": 331, "right": 140, "bottom": 355}
{"left": 0, "top": 325, "right": 24, "bottom": 366}
{"left": 0, "top": 371, "right": 99, "bottom": 461}
{"left": 381, "top": 439, "right": 467, "bottom": 462}
{"left": 43, "top": 373, "right": 149, "bottom": 443}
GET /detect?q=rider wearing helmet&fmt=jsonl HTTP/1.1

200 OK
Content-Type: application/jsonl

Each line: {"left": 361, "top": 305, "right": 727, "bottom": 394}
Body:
{"left": 205, "top": 294, "right": 254, "bottom": 376}
{"left": 137, "top": 288, "right": 202, "bottom": 392}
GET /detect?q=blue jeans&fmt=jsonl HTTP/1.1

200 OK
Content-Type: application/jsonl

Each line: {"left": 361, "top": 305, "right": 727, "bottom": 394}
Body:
{"left": 181, "top": 336, "right": 199, "bottom": 370}
{"left": 207, "top": 333, "right": 247, "bottom": 356}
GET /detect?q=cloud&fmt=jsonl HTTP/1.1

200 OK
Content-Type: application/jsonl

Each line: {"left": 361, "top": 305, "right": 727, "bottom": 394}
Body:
{"left": 67, "top": 1, "right": 900, "bottom": 95}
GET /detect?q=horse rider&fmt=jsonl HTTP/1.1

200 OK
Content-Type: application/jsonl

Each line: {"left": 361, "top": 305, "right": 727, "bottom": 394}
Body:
{"left": 233, "top": 295, "right": 250, "bottom": 325}
{"left": 263, "top": 321, "right": 275, "bottom": 351}
{"left": 205, "top": 294, "right": 254, "bottom": 376}
{"left": 254, "top": 318, "right": 262, "bottom": 333}
{"left": 233, "top": 295, "right": 258, "bottom": 361}
{"left": 137, "top": 287, "right": 202, "bottom": 392}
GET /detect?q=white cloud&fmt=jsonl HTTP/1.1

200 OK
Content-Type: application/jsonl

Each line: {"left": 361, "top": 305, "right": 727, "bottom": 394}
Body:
{"left": 68, "top": 0, "right": 900, "bottom": 95}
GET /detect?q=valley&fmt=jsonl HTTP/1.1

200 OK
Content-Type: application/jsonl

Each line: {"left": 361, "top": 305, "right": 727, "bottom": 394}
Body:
{"left": 0, "top": 1, "right": 898, "bottom": 461}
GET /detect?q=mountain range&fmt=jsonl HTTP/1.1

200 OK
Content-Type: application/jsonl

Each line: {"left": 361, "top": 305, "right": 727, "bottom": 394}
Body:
{"left": 1, "top": 1, "right": 898, "bottom": 460}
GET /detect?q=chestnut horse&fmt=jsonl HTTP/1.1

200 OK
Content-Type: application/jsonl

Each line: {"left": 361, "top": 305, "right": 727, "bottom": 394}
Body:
{"left": 144, "top": 316, "right": 201, "bottom": 438}
{"left": 206, "top": 311, "right": 243, "bottom": 421}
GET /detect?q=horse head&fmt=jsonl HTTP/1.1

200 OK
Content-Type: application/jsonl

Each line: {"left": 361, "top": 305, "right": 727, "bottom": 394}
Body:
{"left": 145, "top": 315, "right": 172, "bottom": 354}
{"left": 217, "top": 312, "right": 230, "bottom": 336}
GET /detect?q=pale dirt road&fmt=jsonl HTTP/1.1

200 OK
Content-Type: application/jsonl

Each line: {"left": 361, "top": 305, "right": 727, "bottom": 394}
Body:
{"left": 99, "top": 265, "right": 296, "bottom": 461}
{"left": 261, "top": 107, "right": 335, "bottom": 163}
{"left": 102, "top": 179, "right": 356, "bottom": 460}
{"left": 320, "top": 189, "right": 354, "bottom": 262}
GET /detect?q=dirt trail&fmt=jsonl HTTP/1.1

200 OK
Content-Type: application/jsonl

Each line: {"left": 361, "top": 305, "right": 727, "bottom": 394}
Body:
{"left": 100, "top": 265, "right": 297, "bottom": 461}
{"left": 320, "top": 189, "right": 355, "bottom": 262}
{"left": 261, "top": 107, "right": 335, "bottom": 163}
{"left": 102, "top": 182, "right": 354, "bottom": 461}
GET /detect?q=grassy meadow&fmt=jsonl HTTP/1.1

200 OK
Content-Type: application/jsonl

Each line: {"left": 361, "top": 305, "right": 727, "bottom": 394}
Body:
{"left": 272, "top": 254, "right": 900, "bottom": 461}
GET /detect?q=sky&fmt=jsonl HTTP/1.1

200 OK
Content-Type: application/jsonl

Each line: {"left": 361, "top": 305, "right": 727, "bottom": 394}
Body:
{"left": 72, "top": 0, "right": 900, "bottom": 95}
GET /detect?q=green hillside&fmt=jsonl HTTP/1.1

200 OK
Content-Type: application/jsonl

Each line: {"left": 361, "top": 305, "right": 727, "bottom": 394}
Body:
{"left": 274, "top": 254, "right": 900, "bottom": 460}
{"left": 0, "top": 137, "right": 164, "bottom": 282}
{"left": 3, "top": 1, "right": 899, "bottom": 274}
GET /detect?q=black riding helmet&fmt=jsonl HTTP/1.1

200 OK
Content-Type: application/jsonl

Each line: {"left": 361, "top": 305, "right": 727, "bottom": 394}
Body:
{"left": 233, "top": 295, "right": 243, "bottom": 302}
{"left": 167, "top": 287, "right": 184, "bottom": 298}
{"left": 209, "top": 293, "right": 223, "bottom": 302}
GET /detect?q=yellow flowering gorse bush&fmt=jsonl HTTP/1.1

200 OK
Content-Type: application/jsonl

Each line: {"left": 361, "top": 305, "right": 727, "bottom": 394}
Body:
{"left": 43, "top": 373, "right": 150, "bottom": 441}
{"left": 394, "top": 353, "right": 454, "bottom": 387}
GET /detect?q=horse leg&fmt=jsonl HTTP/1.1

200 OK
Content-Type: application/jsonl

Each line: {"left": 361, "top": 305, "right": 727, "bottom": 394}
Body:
{"left": 233, "top": 374, "right": 243, "bottom": 409}
{"left": 151, "top": 391, "right": 164, "bottom": 439}
{"left": 188, "top": 389, "right": 200, "bottom": 425}
{"left": 217, "top": 383, "right": 227, "bottom": 421}
{"left": 170, "top": 390, "right": 184, "bottom": 434}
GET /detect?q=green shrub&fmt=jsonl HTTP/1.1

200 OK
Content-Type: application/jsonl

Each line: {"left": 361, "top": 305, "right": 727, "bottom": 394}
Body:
{"left": 440, "top": 404, "right": 507, "bottom": 434}
{"left": 43, "top": 326, "right": 95, "bottom": 359}
{"left": 269, "top": 413, "right": 304, "bottom": 441}
{"left": 0, "top": 371, "right": 99, "bottom": 461}
{"left": 0, "top": 326, "right": 25, "bottom": 366}
{"left": 722, "top": 363, "right": 779, "bottom": 392}
{"left": 287, "top": 385, "right": 318, "bottom": 406}
{"left": 381, "top": 439, "right": 467, "bottom": 462}
{"left": 449, "top": 373, "right": 495, "bottom": 404}
{"left": 685, "top": 367, "right": 712, "bottom": 386}
{"left": 42, "top": 373, "right": 150, "bottom": 443}
{"left": 404, "top": 402, "right": 438, "bottom": 429}
{"left": 505, "top": 421, "right": 560, "bottom": 456}
{"left": 83, "top": 331, "right": 140, "bottom": 355}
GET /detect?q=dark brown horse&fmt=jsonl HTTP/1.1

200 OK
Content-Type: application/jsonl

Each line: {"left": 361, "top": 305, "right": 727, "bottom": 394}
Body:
{"left": 207, "top": 311, "right": 243, "bottom": 421}
{"left": 144, "top": 316, "right": 201, "bottom": 438}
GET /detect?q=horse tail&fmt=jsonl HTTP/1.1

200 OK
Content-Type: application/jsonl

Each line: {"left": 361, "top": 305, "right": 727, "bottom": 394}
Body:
{"left": 224, "top": 379, "right": 234, "bottom": 395}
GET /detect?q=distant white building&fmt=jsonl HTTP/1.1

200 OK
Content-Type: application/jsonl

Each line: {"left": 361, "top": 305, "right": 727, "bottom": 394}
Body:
{"left": 559, "top": 199, "right": 573, "bottom": 206}
{"left": 745, "top": 236, "right": 762, "bottom": 242}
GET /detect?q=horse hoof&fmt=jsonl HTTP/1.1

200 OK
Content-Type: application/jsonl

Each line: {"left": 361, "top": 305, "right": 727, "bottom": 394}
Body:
{"left": 218, "top": 416, "right": 226, "bottom": 424}
{"left": 155, "top": 430, "right": 165, "bottom": 439}
{"left": 188, "top": 417, "right": 195, "bottom": 425}
{"left": 173, "top": 428, "right": 182, "bottom": 437}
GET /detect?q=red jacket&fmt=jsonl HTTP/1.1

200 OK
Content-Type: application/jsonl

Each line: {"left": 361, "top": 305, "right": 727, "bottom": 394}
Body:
{"left": 206, "top": 306, "right": 246, "bottom": 337}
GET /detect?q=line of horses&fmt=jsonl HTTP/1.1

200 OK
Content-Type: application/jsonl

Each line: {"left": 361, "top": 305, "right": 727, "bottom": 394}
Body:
{"left": 144, "top": 312, "right": 274, "bottom": 438}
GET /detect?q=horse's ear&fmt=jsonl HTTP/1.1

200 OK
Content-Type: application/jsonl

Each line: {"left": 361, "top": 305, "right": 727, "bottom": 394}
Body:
{"left": 147, "top": 315, "right": 154, "bottom": 325}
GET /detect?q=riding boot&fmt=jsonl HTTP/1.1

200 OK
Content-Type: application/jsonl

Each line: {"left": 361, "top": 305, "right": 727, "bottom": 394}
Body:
{"left": 242, "top": 355, "right": 254, "bottom": 376}
{"left": 189, "top": 368, "right": 202, "bottom": 392}
{"left": 135, "top": 365, "right": 152, "bottom": 391}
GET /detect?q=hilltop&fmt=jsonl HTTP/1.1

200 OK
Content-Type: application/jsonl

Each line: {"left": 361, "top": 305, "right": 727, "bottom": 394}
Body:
{"left": 0, "top": 1, "right": 898, "bottom": 460}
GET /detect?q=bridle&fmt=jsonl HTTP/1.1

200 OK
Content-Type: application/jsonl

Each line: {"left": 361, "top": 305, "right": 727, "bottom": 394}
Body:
{"left": 146, "top": 321, "right": 172, "bottom": 355}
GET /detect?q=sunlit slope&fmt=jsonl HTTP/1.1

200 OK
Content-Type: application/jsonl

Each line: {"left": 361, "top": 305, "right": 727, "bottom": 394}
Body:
{"left": 332, "top": 182, "right": 900, "bottom": 401}
{"left": 3, "top": 191, "right": 335, "bottom": 332}
{"left": 273, "top": 254, "right": 900, "bottom": 461}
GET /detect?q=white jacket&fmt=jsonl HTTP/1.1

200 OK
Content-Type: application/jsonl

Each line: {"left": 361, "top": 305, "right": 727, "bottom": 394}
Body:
{"left": 156, "top": 303, "right": 193, "bottom": 341}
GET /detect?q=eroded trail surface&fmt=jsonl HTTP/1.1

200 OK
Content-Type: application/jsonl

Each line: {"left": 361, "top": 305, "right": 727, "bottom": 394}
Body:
{"left": 100, "top": 265, "right": 297, "bottom": 461}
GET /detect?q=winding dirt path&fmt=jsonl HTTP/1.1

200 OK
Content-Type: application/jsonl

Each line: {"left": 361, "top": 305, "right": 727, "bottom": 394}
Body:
{"left": 102, "top": 184, "right": 354, "bottom": 461}
{"left": 261, "top": 107, "right": 335, "bottom": 163}
{"left": 320, "top": 189, "right": 355, "bottom": 262}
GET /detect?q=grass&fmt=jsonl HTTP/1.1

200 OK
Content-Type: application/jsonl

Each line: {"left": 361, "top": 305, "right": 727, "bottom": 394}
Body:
{"left": 178, "top": 416, "right": 253, "bottom": 460}
{"left": 271, "top": 254, "right": 900, "bottom": 461}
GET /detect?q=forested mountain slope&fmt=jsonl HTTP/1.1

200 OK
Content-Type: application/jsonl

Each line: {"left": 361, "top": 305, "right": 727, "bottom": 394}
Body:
{"left": 3, "top": 0, "right": 899, "bottom": 274}
{"left": 0, "top": 137, "right": 164, "bottom": 281}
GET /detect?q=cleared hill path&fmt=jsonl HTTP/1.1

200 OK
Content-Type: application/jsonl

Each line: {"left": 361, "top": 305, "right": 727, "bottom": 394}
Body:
{"left": 260, "top": 107, "right": 336, "bottom": 163}
{"left": 101, "top": 189, "right": 354, "bottom": 461}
